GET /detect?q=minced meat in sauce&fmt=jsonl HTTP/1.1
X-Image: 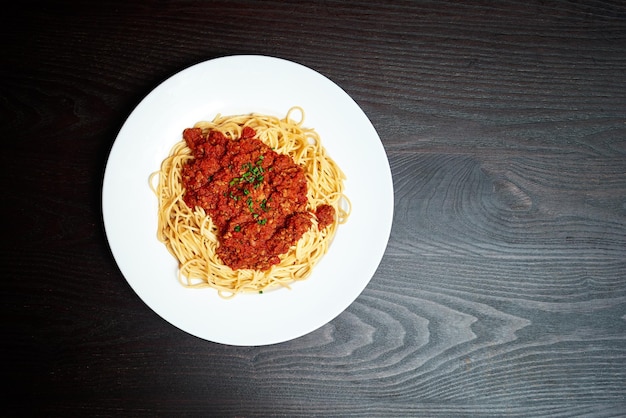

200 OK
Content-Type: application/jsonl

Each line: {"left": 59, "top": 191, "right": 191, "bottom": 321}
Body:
{"left": 181, "top": 126, "right": 335, "bottom": 271}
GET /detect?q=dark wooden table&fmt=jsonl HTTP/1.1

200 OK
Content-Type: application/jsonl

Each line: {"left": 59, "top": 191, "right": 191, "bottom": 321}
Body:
{"left": 3, "top": 1, "right": 625, "bottom": 416}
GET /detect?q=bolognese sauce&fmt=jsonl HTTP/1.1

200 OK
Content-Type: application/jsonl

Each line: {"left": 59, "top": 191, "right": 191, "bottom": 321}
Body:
{"left": 181, "top": 126, "right": 335, "bottom": 271}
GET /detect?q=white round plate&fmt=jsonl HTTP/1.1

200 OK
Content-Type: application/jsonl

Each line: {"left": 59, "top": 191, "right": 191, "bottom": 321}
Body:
{"left": 102, "top": 55, "right": 393, "bottom": 346}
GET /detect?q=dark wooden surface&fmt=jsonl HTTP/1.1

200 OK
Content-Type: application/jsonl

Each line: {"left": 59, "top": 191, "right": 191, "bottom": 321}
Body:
{"left": 3, "top": 1, "right": 626, "bottom": 416}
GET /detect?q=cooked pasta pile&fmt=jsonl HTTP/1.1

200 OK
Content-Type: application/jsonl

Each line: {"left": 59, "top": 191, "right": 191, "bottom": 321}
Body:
{"left": 150, "top": 107, "right": 350, "bottom": 298}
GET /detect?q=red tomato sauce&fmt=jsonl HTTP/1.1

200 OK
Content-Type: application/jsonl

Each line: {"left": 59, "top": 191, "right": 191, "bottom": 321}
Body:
{"left": 181, "top": 126, "right": 335, "bottom": 271}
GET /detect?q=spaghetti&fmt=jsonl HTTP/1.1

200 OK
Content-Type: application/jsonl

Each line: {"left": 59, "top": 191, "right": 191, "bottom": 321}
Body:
{"left": 150, "top": 107, "right": 350, "bottom": 298}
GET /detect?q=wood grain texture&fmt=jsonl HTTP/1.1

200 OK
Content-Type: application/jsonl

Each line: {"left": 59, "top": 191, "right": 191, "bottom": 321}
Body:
{"left": 2, "top": 0, "right": 625, "bottom": 416}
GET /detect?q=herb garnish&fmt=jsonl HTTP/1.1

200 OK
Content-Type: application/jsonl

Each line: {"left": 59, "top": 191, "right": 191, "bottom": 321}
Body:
{"left": 230, "top": 155, "right": 265, "bottom": 188}
{"left": 228, "top": 154, "right": 271, "bottom": 225}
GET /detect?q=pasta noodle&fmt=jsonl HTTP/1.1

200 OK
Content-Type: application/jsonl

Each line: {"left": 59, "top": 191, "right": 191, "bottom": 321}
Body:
{"left": 150, "top": 107, "right": 350, "bottom": 298}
